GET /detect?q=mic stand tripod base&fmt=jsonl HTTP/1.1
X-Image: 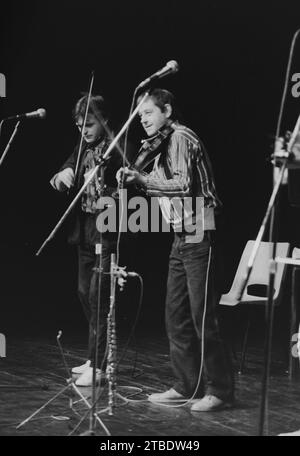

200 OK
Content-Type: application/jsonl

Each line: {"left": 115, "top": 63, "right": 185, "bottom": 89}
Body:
{"left": 79, "top": 430, "right": 96, "bottom": 436}
{"left": 96, "top": 390, "right": 129, "bottom": 417}
{"left": 15, "top": 377, "right": 111, "bottom": 436}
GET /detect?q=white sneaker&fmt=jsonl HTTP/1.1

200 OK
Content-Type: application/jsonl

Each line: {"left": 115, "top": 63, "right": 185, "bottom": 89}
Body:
{"left": 71, "top": 360, "right": 91, "bottom": 374}
{"left": 75, "top": 367, "right": 104, "bottom": 387}
{"left": 190, "top": 395, "right": 231, "bottom": 412}
{"left": 148, "top": 388, "right": 186, "bottom": 403}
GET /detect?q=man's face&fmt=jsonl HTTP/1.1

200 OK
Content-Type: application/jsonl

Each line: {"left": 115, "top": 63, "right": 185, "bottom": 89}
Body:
{"left": 76, "top": 114, "right": 104, "bottom": 143}
{"left": 138, "top": 98, "right": 170, "bottom": 137}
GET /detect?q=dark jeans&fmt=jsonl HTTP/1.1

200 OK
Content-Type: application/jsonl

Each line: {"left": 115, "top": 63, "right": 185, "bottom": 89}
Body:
{"left": 166, "top": 232, "right": 234, "bottom": 400}
{"left": 78, "top": 237, "right": 115, "bottom": 369}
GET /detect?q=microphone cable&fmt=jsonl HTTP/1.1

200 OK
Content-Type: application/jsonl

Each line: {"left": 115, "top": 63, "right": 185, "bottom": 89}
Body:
{"left": 115, "top": 272, "right": 144, "bottom": 372}
{"left": 56, "top": 330, "right": 73, "bottom": 381}
{"left": 116, "top": 86, "right": 139, "bottom": 268}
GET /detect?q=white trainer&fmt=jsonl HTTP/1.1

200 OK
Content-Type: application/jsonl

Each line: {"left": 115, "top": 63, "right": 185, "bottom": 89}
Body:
{"left": 148, "top": 388, "right": 186, "bottom": 403}
{"left": 75, "top": 367, "right": 104, "bottom": 387}
{"left": 71, "top": 360, "right": 91, "bottom": 374}
{"left": 190, "top": 395, "right": 230, "bottom": 412}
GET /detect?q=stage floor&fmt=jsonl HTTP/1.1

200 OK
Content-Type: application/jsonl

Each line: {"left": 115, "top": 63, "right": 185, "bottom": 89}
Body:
{"left": 0, "top": 332, "right": 300, "bottom": 436}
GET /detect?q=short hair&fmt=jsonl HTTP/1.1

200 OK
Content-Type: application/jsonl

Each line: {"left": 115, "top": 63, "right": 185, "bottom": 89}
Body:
{"left": 73, "top": 93, "right": 108, "bottom": 123}
{"left": 138, "top": 88, "right": 180, "bottom": 121}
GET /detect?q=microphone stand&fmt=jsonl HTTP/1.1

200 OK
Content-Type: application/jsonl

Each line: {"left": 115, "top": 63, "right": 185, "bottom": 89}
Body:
{"left": 258, "top": 115, "right": 300, "bottom": 436}
{"left": 68, "top": 254, "right": 132, "bottom": 436}
{"left": 88, "top": 163, "right": 105, "bottom": 436}
{"left": 16, "top": 331, "right": 111, "bottom": 436}
{"left": 236, "top": 30, "right": 300, "bottom": 435}
{"left": 0, "top": 121, "right": 20, "bottom": 167}
{"left": 106, "top": 255, "right": 136, "bottom": 414}
{"left": 236, "top": 118, "right": 300, "bottom": 436}
{"left": 236, "top": 159, "right": 289, "bottom": 301}
{"left": 107, "top": 253, "right": 118, "bottom": 416}
{"left": 0, "top": 119, "right": 51, "bottom": 394}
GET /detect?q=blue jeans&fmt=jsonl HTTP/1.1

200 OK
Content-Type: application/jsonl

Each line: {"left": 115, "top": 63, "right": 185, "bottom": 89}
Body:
{"left": 166, "top": 232, "right": 234, "bottom": 400}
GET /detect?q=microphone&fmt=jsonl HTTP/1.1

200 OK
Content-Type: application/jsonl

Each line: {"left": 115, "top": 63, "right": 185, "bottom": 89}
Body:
{"left": 126, "top": 271, "right": 139, "bottom": 278}
{"left": 137, "top": 60, "right": 179, "bottom": 89}
{"left": 5, "top": 108, "right": 46, "bottom": 121}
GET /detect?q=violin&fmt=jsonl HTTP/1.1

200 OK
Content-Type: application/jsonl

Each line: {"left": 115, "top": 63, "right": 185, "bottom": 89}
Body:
{"left": 131, "top": 123, "right": 174, "bottom": 173}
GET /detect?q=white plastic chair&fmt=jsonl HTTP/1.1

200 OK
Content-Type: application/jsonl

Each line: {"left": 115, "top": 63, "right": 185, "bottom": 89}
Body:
{"left": 219, "top": 240, "right": 290, "bottom": 372}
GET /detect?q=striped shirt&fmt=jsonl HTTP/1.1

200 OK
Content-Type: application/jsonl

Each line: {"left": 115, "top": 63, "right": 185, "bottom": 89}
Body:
{"left": 144, "top": 123, "right": 221, "bottom": 234}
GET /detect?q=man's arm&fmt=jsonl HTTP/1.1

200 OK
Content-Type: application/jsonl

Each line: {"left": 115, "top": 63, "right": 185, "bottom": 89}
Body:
{"left": 121, "top": 133, "right": 196, "bottom": 198}
{"left": 50, "top": 149, "right": 77, "bottom": 191}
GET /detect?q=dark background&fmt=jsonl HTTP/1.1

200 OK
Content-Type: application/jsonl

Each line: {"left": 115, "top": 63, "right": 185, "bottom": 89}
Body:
{"left": 0, "top": 0, "right": 300, "bottom": 347}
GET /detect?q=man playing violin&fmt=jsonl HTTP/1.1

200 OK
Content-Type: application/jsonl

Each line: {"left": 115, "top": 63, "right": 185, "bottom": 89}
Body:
{"left": 51, "top": 94, "right": 119, "bottom": 387}
{"left": 117, "top": 88, "right": 234, "bottom": 411}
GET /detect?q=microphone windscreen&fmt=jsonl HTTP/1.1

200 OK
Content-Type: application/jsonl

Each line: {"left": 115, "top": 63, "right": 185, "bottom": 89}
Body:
{"left": 167, "top": 60, "right": 179, "bottom": 72}
{"left": 37, "top": 108, "right": 46, "bottom": 119}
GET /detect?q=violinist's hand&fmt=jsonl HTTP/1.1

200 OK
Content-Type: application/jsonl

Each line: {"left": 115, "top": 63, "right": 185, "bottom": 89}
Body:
{"left": 116, "top": 167, "right": 125, "bottom": 186}
{"left": 54, "top": 167, "right": 75, "bottom": 190}
{"left": 116, "top": 167, "right": 146, "bottom": 186}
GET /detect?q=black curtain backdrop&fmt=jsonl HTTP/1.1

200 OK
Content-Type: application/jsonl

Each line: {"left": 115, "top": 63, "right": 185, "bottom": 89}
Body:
{"left": 0, "top": 0, "right": 300, "bottom": 340}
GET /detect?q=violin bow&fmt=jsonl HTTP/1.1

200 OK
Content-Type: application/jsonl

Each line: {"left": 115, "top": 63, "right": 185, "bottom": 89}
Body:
{"left": 74, "top": 70, "right": 95, "bottom": 180}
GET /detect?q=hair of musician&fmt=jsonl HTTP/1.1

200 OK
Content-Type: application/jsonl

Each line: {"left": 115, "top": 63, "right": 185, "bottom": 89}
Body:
{"left": 73, "top": 93, "right": 109, "bottom": 122}
{"left": 138, "top": 88, "right": 180, "bottom": 121}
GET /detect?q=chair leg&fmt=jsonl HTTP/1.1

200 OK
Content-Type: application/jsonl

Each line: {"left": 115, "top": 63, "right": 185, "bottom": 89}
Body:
{"left": 239, "top": 317, "right": 251, "bottom": 374}
{"left": 231, "top": 311, "right": 239, "bottom": 362}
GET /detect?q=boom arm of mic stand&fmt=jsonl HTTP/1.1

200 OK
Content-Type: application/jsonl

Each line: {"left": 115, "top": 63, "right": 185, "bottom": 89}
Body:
{"left": 286, "top": 113, "right": 300, "bottom": 155}
{"left": 36, "top": 91, "right": 149, "bottom": 257}
{"left": 100, "top": 91, "right": 149, "bottom": 162}
{"left": 0, "top": 121, "right": 21, "bottom": 167}
{"left": 237, "top": 160, "right": 289, "bottom": 300}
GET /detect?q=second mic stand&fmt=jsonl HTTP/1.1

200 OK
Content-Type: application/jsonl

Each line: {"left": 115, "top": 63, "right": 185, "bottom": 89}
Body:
{"left": 0, "top": 120, "right": 20, "bottom": 168}
{"left": 0, "top": 119, "right": 49, "bottom": 393}
{"left": 237, "top": 121, "right": 299, "bottom": 436}
{"left": 68, "top": 254, "right": 132, "bottom": 436}
{"left": 84, "top": 161, "right": 110, "bottom": 436}
{"left": 106, "top": 253, "right": 133, "bottom": 415}
{"left": 89, "top": 253, "right": 131, "bottom": 418}
{"left": 107, "top": 253, "right": 118, "bottom": 415}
